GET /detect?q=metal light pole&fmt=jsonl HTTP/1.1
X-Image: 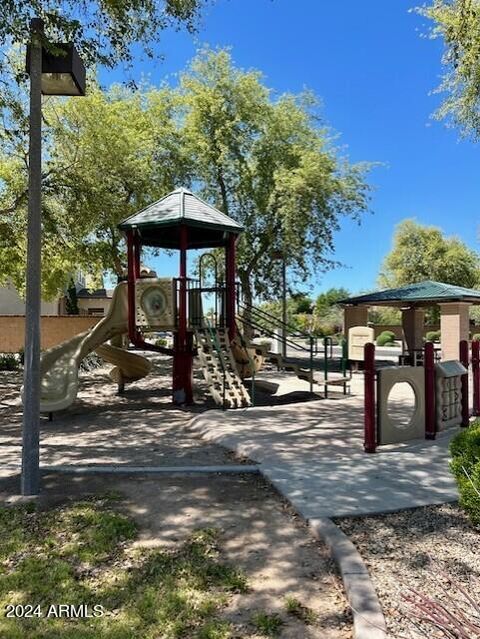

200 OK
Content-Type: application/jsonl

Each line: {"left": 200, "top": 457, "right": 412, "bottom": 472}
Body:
{"left": 281, "top": 256, "right": 287, "bottom": 358}
{"left": 272, "top": 250, "right": 288, "bottom": 358}
{"left": 21, "top": 18, "right": 44, "bottom": 495}
{"left": 22, "top": 20, "right": 86, "bottom": 495}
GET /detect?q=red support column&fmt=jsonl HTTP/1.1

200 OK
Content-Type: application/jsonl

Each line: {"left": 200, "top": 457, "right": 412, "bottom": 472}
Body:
{"left": 178, "top": 225, "right": 187, "bottom": 344}
{"left": 173, "top": 224, "right": 193, "bottom": 405}
{"left": 472, "top": 340, "right": 480, "bottom": 416}
{"left": 126, "top": 230, "right": 137, "bottom": 344}
{"left": 226, "top": 233, "right": 237, "bottom": 341}
{"left": 460, "top": 339, "right": 470, "bottom": 427}
{"left": 364, "top": 342, "right": 376, "bottom": 453}
{"left": 424, "top": 341, "right": 436, "bottom": 439}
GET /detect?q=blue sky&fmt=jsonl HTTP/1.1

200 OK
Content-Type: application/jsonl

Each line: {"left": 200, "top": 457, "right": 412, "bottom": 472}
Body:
{"left": 100, "top": 0, "right": 480, "bottom": 298}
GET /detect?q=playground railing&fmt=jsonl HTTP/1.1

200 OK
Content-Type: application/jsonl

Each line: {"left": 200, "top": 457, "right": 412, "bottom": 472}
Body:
{"left": 236, "top": 301, "right": 319, "bottom": 393}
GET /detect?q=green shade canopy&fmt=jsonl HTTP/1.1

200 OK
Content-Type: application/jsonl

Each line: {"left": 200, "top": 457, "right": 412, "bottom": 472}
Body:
{"left": 340, "top": 281, "right": 480, "bottom": 307}
{"left": 118, "top": 188, "right": 243, "bottom": 249}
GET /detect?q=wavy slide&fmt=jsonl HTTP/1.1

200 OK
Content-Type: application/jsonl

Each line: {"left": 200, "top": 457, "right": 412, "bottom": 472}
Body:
{"left": 24, "top": 282, "right": 152, "bottom": 413}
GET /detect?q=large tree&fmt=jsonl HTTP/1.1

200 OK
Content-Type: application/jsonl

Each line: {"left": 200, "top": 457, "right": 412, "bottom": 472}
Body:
{"left": 417, "top": 0, "right": 480, "bottom": 138}
{"left": 178, "top": 49, "right": 372, "bottom": 309}
{"left": 0, "top": 0, "right": 209, "bottom": 297}
{"left": 379, "top": 219, "right": 480, "bottom": 288}
{"left": 1, "top": 49, "right": 372, "bottom": 303}
{"left": 0, "top": 85, "right": 187, "bottom": 297}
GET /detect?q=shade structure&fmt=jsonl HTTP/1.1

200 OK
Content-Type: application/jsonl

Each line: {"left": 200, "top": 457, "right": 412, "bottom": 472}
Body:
{"left": 340, "top": 280, "right": 480, "bottom": 308}
{"left": 118, "top": 188, "right": 243, "bottom": 249}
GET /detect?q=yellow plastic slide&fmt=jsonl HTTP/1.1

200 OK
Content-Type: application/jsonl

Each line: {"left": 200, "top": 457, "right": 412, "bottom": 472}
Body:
{"left": 23, "top": 282, "right": 152, "bottom": 413}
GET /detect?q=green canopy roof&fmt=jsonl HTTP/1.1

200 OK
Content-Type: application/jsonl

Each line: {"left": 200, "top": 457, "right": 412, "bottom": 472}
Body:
{"left": 341, "top": 281, "right": 480, "bottom": 307}
{"left": 118, "top": 188, "right": 243, "bottom": 249}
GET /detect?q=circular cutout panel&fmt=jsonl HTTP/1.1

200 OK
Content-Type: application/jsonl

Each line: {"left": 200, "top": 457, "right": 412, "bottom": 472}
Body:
{"left": 386, "top": 381, "right": 416, "bottom": 430}
{"left": 140, "top": 286, "right": 168, "bottom": 319}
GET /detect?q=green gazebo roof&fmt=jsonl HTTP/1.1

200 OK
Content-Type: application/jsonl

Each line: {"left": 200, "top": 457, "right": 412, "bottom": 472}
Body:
{"left": 340, "top": 280, "right": 480, "bottom": 307}
{"left": 118, "top": 188, "right": 243, "bottom": 249}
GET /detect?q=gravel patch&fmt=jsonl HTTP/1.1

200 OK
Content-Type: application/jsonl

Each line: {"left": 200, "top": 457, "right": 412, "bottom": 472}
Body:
{"left": 336, "top": 503, "right": 479, "bottom": 638}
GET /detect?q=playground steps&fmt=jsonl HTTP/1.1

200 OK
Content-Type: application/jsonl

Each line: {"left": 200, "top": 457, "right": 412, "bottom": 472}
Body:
{"left": 195, "top": 328, "right": 251, "bottom": 409}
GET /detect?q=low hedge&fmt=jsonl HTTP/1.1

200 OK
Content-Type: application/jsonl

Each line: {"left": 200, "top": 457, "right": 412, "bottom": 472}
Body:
{"left": 376, "top": 330, "right": 396, "bottom": 347}
{"left": 425, "top": 330, "right": 441, "bottom": 343}
{"left": 450, "top": 423, "right": 480, "bottom": 525}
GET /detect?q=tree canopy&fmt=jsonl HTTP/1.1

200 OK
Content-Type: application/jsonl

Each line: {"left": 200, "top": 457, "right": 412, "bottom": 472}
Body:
{"left": 0, "top": 84, "right": 187, "bottom": 297}
{"left": 0, "top": 0, "right": 206, "bottom": 94}
{"left": 417, "top": 0, "right": 480, "bottom": 138}
{"left": 379, "top": 219, "right": 480, "bottom": 289}
{"left": 315, "top": 287, "right": 349, "bottom": 316}
{"left": 0, "top": 49, "right": 372, "bottom": 301}
{"left": 179, "top": 50, "right": 372, "bottom": 306}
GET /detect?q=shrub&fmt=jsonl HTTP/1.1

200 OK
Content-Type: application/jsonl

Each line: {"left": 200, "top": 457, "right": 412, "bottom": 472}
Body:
{"left": 316, "top": 323, "right": 337, "bottom": 338}
{"left": 472, "top": 333, "right": 480, "bottom": 342}
{"left": 376, "top": 330, "right": 396, "bottom": 346}
{"left": 425, "top": 330, "right": 441, "bottom": 343}
{"left": 0, "top": 353, "right": 19, "bottom": 371}
{"left": 155, "top": 337, "right": 167, "bottom": 347}
{"left": 17, "top": 347, "right": 25, "bottom": 366}
{"left": 450, "top": 423, "right": 480, "bottom": 525}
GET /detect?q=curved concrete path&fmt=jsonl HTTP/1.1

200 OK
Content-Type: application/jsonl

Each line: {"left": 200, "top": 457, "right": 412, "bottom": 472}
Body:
{"left": 188, "top": 397, "right": 459, "bottom": 519}
{"left": 188, "top": 392, "right": 461, "bottom": 639}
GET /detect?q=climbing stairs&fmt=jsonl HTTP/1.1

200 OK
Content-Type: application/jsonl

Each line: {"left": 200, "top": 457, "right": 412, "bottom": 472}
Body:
{"left": 195, "top": 327, "right": 251, "bottom": 409}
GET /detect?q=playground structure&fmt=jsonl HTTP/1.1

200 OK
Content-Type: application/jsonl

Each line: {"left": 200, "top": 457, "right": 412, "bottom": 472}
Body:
{"left": 234, "top": 302, "right": 351, "bottom": 397}
{"left": 363, "top": 338, "right": 479, "bottom": 453}
{"left": 30, "top": 188, "right": 353, "bottom": 413}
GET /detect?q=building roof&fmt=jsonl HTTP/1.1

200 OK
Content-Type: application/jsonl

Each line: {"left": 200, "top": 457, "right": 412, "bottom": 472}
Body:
{"left": 340, "top": 280, "right": 480, "bottom": 307}
{"left": 118, "top": 188, "right": 243, "bottom": 249}
{"left": 76, "top": 288, "right": 113, "bottom": 299}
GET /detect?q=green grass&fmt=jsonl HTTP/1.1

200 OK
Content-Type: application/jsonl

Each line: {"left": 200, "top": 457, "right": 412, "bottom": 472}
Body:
{"left": 0, "top": 497, "right": 249, "bottom": 638}
{"left": 284, "top": 596, "right": 317, "bottom": 624}
{"left": 251, "top": 611, "right": 284, "bottom": 637}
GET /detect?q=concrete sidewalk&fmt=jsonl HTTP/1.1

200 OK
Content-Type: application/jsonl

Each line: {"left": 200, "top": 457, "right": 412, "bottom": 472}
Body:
{"left": 188, "top": 394, "right": 460, "bottom": 518}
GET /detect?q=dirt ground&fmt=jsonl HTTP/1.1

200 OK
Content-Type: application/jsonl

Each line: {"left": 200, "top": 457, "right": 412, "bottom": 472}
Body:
{"left": 0, "top": 356, "right": 352, "bottom": 638}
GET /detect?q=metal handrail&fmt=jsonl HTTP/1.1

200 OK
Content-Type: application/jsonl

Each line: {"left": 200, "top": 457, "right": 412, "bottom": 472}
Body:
{"left": 236, "top": 313, "right": 311, "bottom": 354}
{"left": 238, "top": 300, "right": 309, "bottom": 339}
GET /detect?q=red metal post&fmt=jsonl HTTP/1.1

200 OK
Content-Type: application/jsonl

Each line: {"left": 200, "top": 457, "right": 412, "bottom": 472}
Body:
{"left": 424, "top": 341, "right": 436, "bottom": 439}
{"left": 172, "top": 224, "right": 193, "bottom": 404}
{"left": 126, "top": 230, "right": 137, "bottom": 344}
{"left": 460, "top": 339, "right": 470, "bottom": 427}
{"left": 178, "top": 224, "right": 187, "bottom": 344}
{"left": 472, "top": 340, "right": 480, "bottom": 416}
{"left": 226, "top": 233, "right": 237, "bottom": 341}
{"left": 364, "top": 342, "right": 376, "bottom": 453}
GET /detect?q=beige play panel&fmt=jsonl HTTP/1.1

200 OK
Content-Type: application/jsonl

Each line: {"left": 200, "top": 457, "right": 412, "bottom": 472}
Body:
{"left": 377, "top": 367, "right": 425, "bottom": 444}
{"left": 348, "top": 325, "right": 374, "bottom": 361}
{"left": 435, "top": 360, "right": 467, "bottom": 431}
{"left": 135, "top": 278, "right": 176, "bottom": 329}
